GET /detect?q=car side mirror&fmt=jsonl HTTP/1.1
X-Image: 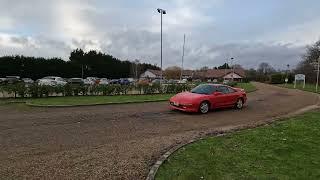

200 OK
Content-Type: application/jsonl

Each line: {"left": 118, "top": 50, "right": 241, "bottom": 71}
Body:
{"left": 213, "top": 92, "right": 222, "bottom": 96}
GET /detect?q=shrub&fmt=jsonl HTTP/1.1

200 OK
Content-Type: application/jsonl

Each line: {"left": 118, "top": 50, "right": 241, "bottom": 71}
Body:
{"left": 54, "top": 85, "right": 65, "bottom": 96}
{"left": 63, "top": 84, "right": 73, "bottom": 96}
{"left": 28, "top": 84, "right": 40, "bottom": 98}
{"left": 39, "top": 85, "right": 52, "bottom": 97}
{"left": 242, "top": 78, "right": 250, "bottom": 83}
{"left": 97, "top": 85, "right": 115, "bottom": 95}
{"left": 16, "top": 83, "right": 28, "bottom": 98}
{"left": 226, "top": 81, "right": 238, "bottom": 87}
{"left": 270, "top": 73, "right": 284, "bottom": 84}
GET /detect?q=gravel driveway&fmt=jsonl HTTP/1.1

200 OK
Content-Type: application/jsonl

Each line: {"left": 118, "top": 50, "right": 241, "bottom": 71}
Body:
{"left": 0, "top": 82, "right": 318, "bottom": 179}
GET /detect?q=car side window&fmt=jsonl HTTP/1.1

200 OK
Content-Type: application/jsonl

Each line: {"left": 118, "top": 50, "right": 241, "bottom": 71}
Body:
{"left": 228, "top": 87, "right": 236, "bottom": 93}
{"left": 218, "top": 86, "right": 229, "bottom": 94}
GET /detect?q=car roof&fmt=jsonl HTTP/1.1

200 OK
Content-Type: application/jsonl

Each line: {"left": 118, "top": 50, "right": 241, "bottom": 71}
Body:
{"left": 201, "top": 83, "right": 231, "bottom": 87}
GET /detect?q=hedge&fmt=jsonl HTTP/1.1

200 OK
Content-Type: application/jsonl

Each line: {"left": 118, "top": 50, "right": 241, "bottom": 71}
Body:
{"left": 0, "top": 83, "right": 195, "bottom": 98}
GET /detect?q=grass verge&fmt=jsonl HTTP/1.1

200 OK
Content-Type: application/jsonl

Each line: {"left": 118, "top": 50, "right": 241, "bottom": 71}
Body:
{"left": 278, "top": 83, "right": 319, "bottom": 94}
{"left": 236, "top": 82, "right": 257, "bottom": 92}
{"left": 156, "top": 111, "right": 320, "bottom": 179}
{"left": 26, "top": 94, "right": 174, "bottom": 106}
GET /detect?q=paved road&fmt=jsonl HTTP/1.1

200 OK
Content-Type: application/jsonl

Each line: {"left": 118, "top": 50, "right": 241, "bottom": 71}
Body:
{"left": 0, "top": 83, "right": 318, "bottom": 179}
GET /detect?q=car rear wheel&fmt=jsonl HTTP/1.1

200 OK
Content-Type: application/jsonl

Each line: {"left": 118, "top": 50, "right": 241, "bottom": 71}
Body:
{"left": 199, "top": 101, "right": 210, "bottom": 114}
{"left": 235, "top": 98, "right": 244, "bottom": 109}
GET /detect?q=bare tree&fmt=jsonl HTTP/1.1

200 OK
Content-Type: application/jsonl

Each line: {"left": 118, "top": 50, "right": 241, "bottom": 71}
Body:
{"left": 164, "top": 66, "right": 182, "bottom": 80}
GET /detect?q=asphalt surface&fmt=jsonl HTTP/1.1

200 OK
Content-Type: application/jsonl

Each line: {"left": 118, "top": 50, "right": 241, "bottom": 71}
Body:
{"left": 0, "top": 82, "right": 318, "bottom": 179}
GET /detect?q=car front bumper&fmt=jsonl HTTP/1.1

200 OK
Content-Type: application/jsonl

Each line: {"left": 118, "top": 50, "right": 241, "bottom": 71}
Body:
{"left": 169, "top": 102, "right": 198, "bottom": 112}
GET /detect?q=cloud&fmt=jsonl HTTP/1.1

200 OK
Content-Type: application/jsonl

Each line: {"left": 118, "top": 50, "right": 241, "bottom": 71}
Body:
{"left": 0, "top": 0, "right": 318, "bottom": 70}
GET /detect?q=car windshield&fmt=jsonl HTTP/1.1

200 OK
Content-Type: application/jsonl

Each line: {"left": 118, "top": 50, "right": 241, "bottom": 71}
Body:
{"left": 191, "top": 84, "right": 216, "bottom": 95}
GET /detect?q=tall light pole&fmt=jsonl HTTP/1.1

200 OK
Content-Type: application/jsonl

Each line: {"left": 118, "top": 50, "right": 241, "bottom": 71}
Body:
{"left": 157, "top": 8, "right": 166, "bottom": 80}
{"left": 135, "top": 59, "right": 140, "bottom": 79}
{"left": 231, "top": 57, "right": 234, "bottom": 81}
{"left": 285, "top": 64, "right": 290, "bottom": 86}
{"left": 180, "top": 34, "right": 186, "bottom": 80}
{"left": 316, "top": 56, "right": 320, "bottom": 92}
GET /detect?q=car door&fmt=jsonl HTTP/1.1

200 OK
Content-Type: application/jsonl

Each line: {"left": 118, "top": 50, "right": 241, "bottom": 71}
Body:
{"left": 225, "top": 87, "right": 239, "bottom": 106}
{"left": 215, "top": 86, "right": 230, "bottom": 107}
{"left": 208, "top": 86, "right": 227, "bottom": 108}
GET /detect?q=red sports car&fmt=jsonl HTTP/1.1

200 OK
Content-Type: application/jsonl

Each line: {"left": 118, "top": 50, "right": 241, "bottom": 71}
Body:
{"left": 169, "top": 84, "right": 247, "bottom": 114}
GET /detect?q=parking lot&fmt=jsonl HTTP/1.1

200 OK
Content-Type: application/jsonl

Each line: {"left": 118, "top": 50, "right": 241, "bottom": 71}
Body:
{"left": 0, "top": 82, "right": 319, "bottom": 179}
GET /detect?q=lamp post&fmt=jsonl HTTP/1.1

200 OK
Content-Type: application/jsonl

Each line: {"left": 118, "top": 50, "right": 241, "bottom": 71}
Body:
{"left": 231, "top": 57, "right": 234, "bottom": 81}
{"left": 316, "top": 57, "right": 320, "bottom": 92}
{"left": 180, "top": 34, "right": 186, "bottom": 81}
{"left": 135, "top": 59, "right": 140, "bottom": 79}
{"left": 157, "top": 8, "right": 166, "bottom": 81}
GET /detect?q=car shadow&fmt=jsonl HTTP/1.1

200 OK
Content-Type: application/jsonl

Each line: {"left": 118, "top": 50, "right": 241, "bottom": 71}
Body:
{"left": 170, "top": 105, "right": 248, "bottom": 115}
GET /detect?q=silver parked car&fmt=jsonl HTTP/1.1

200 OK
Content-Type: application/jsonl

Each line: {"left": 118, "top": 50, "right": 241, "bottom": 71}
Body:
{"left": 38, "top": 76, "right": 67, "bottom": 86}
{"left": 99, "top": 78, "right": 109, "bottom": 85}
{"left": 22, "top": 78, "right": 34, "bottom": 84}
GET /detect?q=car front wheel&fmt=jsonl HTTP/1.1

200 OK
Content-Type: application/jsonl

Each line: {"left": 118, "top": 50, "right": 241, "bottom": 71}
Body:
{"left": 235, "top": 98, "right": 244, "bottom": 109}
{"left": 199, "top": 101, "right": 210, "bottom": 114}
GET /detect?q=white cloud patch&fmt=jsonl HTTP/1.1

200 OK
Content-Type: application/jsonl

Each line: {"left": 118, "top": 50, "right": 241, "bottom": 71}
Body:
{"left": 0, "top": 0, "right": 318, "bottom": 70}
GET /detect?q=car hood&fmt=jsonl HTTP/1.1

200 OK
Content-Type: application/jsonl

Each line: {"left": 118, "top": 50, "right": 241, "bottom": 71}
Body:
{"left": 170, "top": 92, "right": 206, "bottom": 103}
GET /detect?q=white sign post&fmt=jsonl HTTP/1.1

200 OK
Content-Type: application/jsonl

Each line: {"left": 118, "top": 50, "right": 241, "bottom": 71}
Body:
{"left": 294, "top": 74, "right": 305, "bottom": 89}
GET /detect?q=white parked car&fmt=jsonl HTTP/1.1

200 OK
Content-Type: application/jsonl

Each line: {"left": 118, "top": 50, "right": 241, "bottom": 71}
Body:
{"left": 178, "top": 79, "right": 188, "bottom": 84}
{"left": 223, "top": 80, "right": 230, "bottom": 84}
{"left": 83, "top": 78, "right": 95, "bottom": 85}
{"left": 99, "top": 78, "right": 109, "bottom": 85}
{"left": 0, "top": 78, "right": 6, "bottom": 84}
{"left": 38, "top": 76, "right": 67, "bottom": 86}
{"left": 22, "top": 78, "right": 34, "bottom": 84}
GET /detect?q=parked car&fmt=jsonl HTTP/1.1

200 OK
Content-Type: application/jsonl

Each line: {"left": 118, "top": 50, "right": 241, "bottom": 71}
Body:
{"left": 127, "top": 78, "right": 135, "bottom": 83}
{"left": 38, "top": 79, "right": 57, "bottom": 86}
{"left": 22, "top": 78, "right": 34, "bottom": 84}
{"left": 169, "top": 84, "right": 247, "bottom": 114}
{"left": 84, "top": 77, "right": 99, "bottom": 85}
{"left": 152, "top": 79, "right": 167, "bottom": 84}
{"left": 167, "top": 79, "right": 176, "bottom": 84}
{"left": 178, "top": 79, "right": 188, "bottom": 84}
{"left": 5, "top": 76, "right": 21, "bottom": 84}
{"left": 137, "top": 79, "right": 150, "bottom": 85}
{"left": 68, "top": 78, "right": 84, "bottom": 85}
{"left": 223, "top": 80, "right": 230, "bottom": 84}
{"left": 193, "top": 79, "right": 202, "bottom": 83}
{"left": 109, "top": 79, "right": 120, "bottom": 84}
{"left": 99, "top": 78, "right": 109, "bottom": 85}
{"left": 0, "top": 78, "right": 6, "bottom": 84}
{"left": 119, "top": 78, "right": 130, "bottom": 85}
{"left": 38, "top": 76, "right": 67, "bottom": 86}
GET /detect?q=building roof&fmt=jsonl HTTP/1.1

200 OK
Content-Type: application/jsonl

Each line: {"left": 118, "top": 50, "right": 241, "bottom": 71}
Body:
{"left": 182, "top": 70, "right": 194, "bottom": 76}
{"left": 195, "top": 69, "right": 246, "bottom": 78}
{"left": 146, "top": 69, "right": 162, "bottom": 76}
{"left": 144, "top": 68, "right": 245, "bottom": 79}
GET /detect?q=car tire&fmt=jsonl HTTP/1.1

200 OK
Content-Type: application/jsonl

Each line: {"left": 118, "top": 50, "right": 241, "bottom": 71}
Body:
{"left": 235, "top": 98, "right": 244, "bottom": 109}
{"left": 199, "top": 101, "right": 210, "bottom": 114}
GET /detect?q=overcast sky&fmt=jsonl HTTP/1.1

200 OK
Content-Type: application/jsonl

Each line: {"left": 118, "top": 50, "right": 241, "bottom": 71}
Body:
{"left": 1, "top": 0, "right": 320, "bottom": 69}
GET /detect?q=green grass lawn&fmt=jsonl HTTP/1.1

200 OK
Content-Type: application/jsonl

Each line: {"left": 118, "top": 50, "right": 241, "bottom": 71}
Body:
{"left": 26, "top": 94, "right": 174, "bottom": 106}
{"left": 278, "top": 83, "right": 319, "bottom": 94}
{"left": 156, "top": 111, "right": 320, "bottom": 179}
{"left": 236, "top": 82, "right": 257, "bottom": 92}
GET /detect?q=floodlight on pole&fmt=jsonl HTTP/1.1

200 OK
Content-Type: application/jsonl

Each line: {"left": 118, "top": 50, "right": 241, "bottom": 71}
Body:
{"left": 316, "top": 56, "right": 320, "bottom": 92}
{"left": 157, "top": 8, "right": 166, "bottom": 81}
{"left": 231, "top": 57, "right": 234, "bottom": 81}
{"left": 180, "top": 34, "right": 186, "bottom": 80}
